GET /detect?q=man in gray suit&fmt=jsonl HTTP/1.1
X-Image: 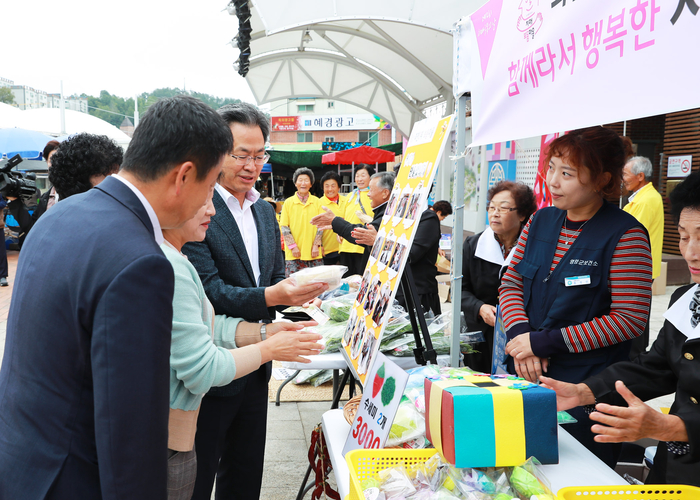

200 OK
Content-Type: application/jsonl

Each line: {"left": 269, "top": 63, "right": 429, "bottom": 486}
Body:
{"left": 184, "top": 103, "right": 326, "bottom": 500}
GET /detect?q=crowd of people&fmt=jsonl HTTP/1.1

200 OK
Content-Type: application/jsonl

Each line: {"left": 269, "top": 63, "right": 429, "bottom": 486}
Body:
{"left": 0, "top": 93, "right": 698, "bottom": 496}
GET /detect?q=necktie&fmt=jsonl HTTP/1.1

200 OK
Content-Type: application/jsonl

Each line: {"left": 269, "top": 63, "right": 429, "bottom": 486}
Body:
{"left": 690, "top": 287, "right": 700, "bottom": 329}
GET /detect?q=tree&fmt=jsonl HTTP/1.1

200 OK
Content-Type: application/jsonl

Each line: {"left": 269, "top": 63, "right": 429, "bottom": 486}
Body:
{"left": 0, "top": 87, "right": 15, "bottom": 105}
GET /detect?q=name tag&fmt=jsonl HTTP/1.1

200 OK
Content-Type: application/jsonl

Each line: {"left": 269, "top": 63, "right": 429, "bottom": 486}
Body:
{"left": 565, "top": 275, "right": 591, "bottom": 287}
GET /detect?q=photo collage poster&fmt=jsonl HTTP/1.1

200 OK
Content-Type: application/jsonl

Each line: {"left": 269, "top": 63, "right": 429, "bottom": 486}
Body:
{"left": 341, "top": 114, "right": 455, "bottom": 384}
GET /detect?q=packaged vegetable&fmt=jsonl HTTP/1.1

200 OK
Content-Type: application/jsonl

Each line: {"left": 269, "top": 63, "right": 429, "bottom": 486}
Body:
{"left": 289, "top": 265, "right": 348, "bottom": 290}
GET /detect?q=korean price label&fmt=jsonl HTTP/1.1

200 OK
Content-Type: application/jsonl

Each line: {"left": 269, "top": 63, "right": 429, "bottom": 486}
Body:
{"left": 342, "top": 353, "right": 409, "bottom": 455}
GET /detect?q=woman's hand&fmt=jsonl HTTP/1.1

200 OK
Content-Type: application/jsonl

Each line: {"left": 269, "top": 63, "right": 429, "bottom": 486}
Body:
{"left": 539, "top": 376, "right": 594, "bottom": 411}
{"left": 479, "top": 304, "right": 497, "bottom": 327}
{"left": 589, "top": 380, "right": 689, "bottom": 443}
{"left": 506, "top": 332, "right": 534, "bottom": 359}
{"left": 512, "top": 354, "right": 548, "bottom": 382}
{"left": 291, "top": 247, "right": 301, "bottom": 259}
{"left": 265, "top": 320, "right": 317, "bottom": 337}
{"left": 311, "top": 245, "right": 320, "bottom": 258}
{"left": 258, "top": 330, "right": 323, "bottom": 364}
{"left": 438, "top": 248, "right": 446, "bottom": 258}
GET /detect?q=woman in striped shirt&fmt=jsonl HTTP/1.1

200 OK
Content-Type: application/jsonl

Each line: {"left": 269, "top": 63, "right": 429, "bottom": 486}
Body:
{"left": 500, "top": 126, "right": 652, "bottom": 467}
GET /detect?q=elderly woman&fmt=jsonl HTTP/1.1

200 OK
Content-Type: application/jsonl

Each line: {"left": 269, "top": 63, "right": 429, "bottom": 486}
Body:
{"left": 501, "top": 127, "right": 653, "bottom": 467}
{"left": 319, "top": 171, "right": 347, "bottom": 266}
{"left": 162, "top": 194, "right": 322, "bottom": 499}
{"left": 461, "top": 181, "right": 536, "bottom": 373}
{"left": 542, "top": 171, "right": 700, "bottom": 486}
{"left": 338, "top": 164, "right": 375, "bottom": 276}
{"left": 280, "top": 167, "right": 324, "bottom": 277}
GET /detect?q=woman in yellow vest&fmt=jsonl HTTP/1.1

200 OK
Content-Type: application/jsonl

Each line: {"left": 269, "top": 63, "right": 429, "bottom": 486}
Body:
{"left": 318, "top": 171, "right": 347, "bottom": 266}
{"left": 280, "top": 167, "right": 324, "bottom": 277}
{"left": 338, "top": 164, "right": 374, "bottom": 276}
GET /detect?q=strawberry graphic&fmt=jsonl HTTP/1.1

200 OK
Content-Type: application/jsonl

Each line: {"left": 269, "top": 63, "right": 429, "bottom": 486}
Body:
{"left": 372, "top": 363, "right": 385, "bottom": 398}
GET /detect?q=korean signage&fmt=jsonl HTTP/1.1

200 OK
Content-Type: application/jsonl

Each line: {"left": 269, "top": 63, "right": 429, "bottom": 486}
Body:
{"left": 342, "top": 353, "right": 409, "bottom": 455}
{"left": 341, "top": 115, "right": 454, "bottom": 384}
{"left": 271, "top": 114, "right": 389, "bottom": 132}
{"left": 668, "top": 155, "right": 693, "bottom": 178}
{"left": 455, "top": 0, "right": 700, "bottom": 146}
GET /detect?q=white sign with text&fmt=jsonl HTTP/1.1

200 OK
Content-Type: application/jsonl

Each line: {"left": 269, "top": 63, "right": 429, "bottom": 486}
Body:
{"left": 668, "top": 155, "right": 692, "bottom": 178}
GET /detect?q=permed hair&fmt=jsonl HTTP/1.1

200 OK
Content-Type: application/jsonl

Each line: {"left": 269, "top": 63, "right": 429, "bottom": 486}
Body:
{"left": 669, "top": 170, "right": 700, "bottom": 224}
{"left": 431, "top": 200, "right": 453, "bottom": 216}
{"left": 487, "top": 180, "right": 537, "bottom": 222}
{"left": 49, "top": 133, "right": 123, "bottom": 199}
{"left": 293, "top": 167, "right": 315, "bottom": 184}
{"left": 546, "top": 126, "right": 626, "bottom": 198}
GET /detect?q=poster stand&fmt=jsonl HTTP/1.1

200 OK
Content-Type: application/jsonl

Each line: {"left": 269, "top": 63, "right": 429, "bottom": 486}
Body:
{"left": 399, "top": 261, "right": 437, "bottom": 366}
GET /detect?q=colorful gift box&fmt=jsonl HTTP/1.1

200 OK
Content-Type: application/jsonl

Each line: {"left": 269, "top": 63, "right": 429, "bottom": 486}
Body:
{"left": 425, "top": 376, "right": 558, "bottom": 467}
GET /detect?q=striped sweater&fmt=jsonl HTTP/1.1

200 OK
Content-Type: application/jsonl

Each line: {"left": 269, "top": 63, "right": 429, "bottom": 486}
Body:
{"left": 499, "top": 216, "right": 652, "bottom": 357}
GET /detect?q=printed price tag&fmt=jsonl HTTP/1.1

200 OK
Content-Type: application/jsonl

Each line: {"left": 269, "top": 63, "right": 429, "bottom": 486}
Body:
{"left": 342, "top": 353, "right": 408, "bottom": 455}
{"left": 564, "top": 275, "right": 591, "bottom": 287}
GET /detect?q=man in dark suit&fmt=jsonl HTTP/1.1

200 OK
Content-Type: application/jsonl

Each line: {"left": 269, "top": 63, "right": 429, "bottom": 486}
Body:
{"left": 0, "top": 95, "right": 233, "bottom": 500}
{"left": 183, "top": 103, "right": 326, "bottom": 500}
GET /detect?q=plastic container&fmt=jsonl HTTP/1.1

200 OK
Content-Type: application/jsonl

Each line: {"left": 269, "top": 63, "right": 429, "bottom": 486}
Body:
{"left": 345, "top": 448, "right": 438, "bottom": 500}
{"left": 557, "top": 485, "right": 700, "bottom": 500}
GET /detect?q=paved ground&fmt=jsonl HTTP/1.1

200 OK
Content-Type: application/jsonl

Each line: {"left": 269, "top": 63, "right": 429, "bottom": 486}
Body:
{"left": 0, "top": 249, "right": 682, "bottom": 498}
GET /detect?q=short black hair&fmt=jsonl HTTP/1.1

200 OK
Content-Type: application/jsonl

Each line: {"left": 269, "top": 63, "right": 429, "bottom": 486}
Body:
{"left": 356, "top": 164, "right": 375, "bottom": 177}
{"left": 670, "top": 171, "right": 700, "bottom": 224}
{"left": 49, "top": 133, "right": 123, "bottom": 199}
{"left": 320, "top": 171, "right": 341, "bottom": 187}
{"left": 43, "top": 140, "right": 60, "bottom": 161}
{"left": 217, "top": 102, "right": 270, "bottom": 142}
{"left": 121, "top": 95, "right": 232, "bottom": 182}
{"left": 432, "top": 200, "right": 453, "bottom": 216}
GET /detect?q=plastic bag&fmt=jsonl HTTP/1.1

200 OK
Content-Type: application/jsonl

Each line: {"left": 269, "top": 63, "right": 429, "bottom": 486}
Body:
{"left": 386, "top": 399, "right": 426, "bottom": 447}
{"left": 377, "top": 465, "right": 416, "bottom": 498}
{"left": 304, "top": 321, "right": 346, "bottom": 354}
{"left": 509, "top": 458, "right": 555, "bottom": 500}
{"left": 321, "top": 292, "right": 358, "bottom": 323}
{"left": 289, "top": 265, "right": 348, "bottom": 291}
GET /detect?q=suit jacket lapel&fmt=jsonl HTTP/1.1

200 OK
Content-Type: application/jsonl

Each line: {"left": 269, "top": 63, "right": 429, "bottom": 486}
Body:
{"left": 95, "top": 176, "right": 154, "bottom": 237}
{"left": 212, "top": 190, "right": 257, "bottom": 285}
{"left": 251, "top": 201, "right": 270, "bottom": 282}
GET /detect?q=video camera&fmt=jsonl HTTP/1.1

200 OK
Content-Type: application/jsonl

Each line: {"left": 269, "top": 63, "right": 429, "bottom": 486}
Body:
{"left": 0, "top": 154, "right": 37, "bottom": 200}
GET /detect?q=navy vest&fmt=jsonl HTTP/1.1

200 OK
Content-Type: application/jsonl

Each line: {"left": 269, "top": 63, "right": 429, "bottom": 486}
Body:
{"left": 513, "top": 201, "right": 644, "bottom": 383}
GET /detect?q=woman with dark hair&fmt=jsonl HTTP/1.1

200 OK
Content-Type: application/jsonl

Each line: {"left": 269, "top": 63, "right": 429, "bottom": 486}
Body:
{"left": 338, "top": 164, "right": 375, "bottom": 276}
{"left": 319, "top": 171, "right": 346, "bottom": 266}
{"left": 280, "top": 167, "right": 323, "bottom": 277}
{"left": 501, "top": 126, "right": 652, "bottom": 467}
{"left": 541, "top": 171, "right": 700, "bottom": 486}
{"left": 461, "top": 181, "right": 536, "bottom": 373}
{"left": 49, "top": 133, "right": 122, "bottom": 199}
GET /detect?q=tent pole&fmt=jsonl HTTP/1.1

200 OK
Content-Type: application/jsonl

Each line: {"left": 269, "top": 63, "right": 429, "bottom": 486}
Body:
{"left": 450, "top": 94, "right": 468, "bottom": 368}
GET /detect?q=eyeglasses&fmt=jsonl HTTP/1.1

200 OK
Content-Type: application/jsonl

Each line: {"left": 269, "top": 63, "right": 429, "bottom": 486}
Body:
{"left": 230, "top": 154, "right": 270, "bottom": 166}
{"left": 487, "top": 205, "right": 518, "bottom": 214}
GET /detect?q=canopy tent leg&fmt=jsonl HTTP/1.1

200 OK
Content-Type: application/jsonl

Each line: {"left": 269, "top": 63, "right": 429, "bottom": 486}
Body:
{"left": 450, "top": 94, "right": 469, "bottom": 368}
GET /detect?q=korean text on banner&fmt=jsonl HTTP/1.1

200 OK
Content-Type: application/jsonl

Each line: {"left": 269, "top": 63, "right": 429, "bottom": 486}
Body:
{"left": 463, "top": 0, "right": 700, "bottom": 146}
{"left": 341, "top": 115, "right": 454, "bottom": 385}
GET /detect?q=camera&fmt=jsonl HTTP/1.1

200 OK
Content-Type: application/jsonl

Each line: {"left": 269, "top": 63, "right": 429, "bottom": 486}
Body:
{"left": 0, "top": 154, "right": 37, "bottom": 200}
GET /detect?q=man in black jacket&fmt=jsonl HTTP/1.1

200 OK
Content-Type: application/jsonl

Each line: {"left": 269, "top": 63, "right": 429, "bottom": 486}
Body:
{"left": 312, "top": 171, "right": 395, "bottom": 274}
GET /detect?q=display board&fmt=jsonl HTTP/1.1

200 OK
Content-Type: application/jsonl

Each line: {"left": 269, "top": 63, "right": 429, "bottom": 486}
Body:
{"left": 341, "top": 114, "right": 454, "bottom": 384}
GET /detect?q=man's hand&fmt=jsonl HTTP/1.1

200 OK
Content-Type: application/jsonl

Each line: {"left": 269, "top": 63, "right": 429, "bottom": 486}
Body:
{"left": 265, "top": 278, "right": 328, "bottom": 307}
{"left": 311, "top": 206, "right": 336, "bottom": 230}
{"left": 291, "top": 247, "right": 301, "bottom": 259}
{"left": 479, "top": 304, "right": 497, "bottom": 327}
{"left": 539, "top": 376, "right": 594, "bottom": 411}
{"left": 589, "top": 380, "right": 689, "bottom": 443}
{"left": 351, "top": 224, "right": 377, "bottom": 246}
{"left": 311, "top": 245, "right": 320, "bottom": 258}
{"left": 438, "top": 248, "right": 446, "bottom": 258}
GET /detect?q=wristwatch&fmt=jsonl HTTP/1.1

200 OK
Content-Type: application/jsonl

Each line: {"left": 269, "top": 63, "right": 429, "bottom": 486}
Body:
{"left": 260, "top": 323, "right": 267, "bottom": 341}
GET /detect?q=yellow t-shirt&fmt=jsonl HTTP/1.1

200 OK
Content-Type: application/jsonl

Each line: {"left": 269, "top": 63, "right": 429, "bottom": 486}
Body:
{"left": 281, "top": 194, "right": 323, "bottom": 261}
{"left": 623, "top": 182, "right": 664, "bottom": 279}
{"left": 339, "top": 190, "right": 374, "bottom": 254}
{"left": 319, "top": 194, "right": 347, "bottom": 255}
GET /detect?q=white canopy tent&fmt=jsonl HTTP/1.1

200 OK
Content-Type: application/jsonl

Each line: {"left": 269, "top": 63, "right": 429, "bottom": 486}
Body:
{"left": 238, "top": 0, "right": 489, "bottom": 136}
{"left": 0, "top": 104, "right": 24, "bottom": 129}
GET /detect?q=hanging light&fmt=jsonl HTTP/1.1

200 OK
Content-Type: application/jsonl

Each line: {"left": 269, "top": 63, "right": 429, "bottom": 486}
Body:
{"left": 226, "top": 1, "right": 236, "bottom": 15}
{"left": 302, "top": 30, "right": 313, "bottom": 44}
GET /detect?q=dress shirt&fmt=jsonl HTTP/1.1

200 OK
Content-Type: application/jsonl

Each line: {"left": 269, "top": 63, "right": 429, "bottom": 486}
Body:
{"left": 215, "top": 183, "right": 260, "bottom": 285}
{"left": 112, "top": 173, "right": 163, "bottom": 245}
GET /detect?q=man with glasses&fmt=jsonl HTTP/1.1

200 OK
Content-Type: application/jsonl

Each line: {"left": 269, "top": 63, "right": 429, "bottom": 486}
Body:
{"left": 183, "top": 103, "right": 326, "bottom": 500}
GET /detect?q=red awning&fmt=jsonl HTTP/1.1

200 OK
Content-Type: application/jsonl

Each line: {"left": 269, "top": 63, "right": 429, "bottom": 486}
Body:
{"left": 321, "top": 145, "right": 395, "bottom": 165}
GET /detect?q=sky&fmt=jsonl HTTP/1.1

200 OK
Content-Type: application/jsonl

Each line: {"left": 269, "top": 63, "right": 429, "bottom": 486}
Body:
{"left": 1, "top": 0, "right": 256, "bottom": 103}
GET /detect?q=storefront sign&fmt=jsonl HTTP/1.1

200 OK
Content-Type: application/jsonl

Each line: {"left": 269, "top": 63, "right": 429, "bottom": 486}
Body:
{"left": 341, "top": 114, "right": 454, "bottom": 384}
{"left": 668, "top": 155, "right": 692, "bottom": 178}
{"left": 271, "top": 114, "right": 389, "bottom": 132}
{"left": 342, "top": 353, "right": 408, "bottom": 455}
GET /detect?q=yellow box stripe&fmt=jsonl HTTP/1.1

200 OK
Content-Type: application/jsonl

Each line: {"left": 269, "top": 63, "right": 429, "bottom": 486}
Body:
{"left": 429, "top": 380, "right": 469, "bottom": 457}
{"left": 487, "top": 386, "right": 526, "bottom": 465}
